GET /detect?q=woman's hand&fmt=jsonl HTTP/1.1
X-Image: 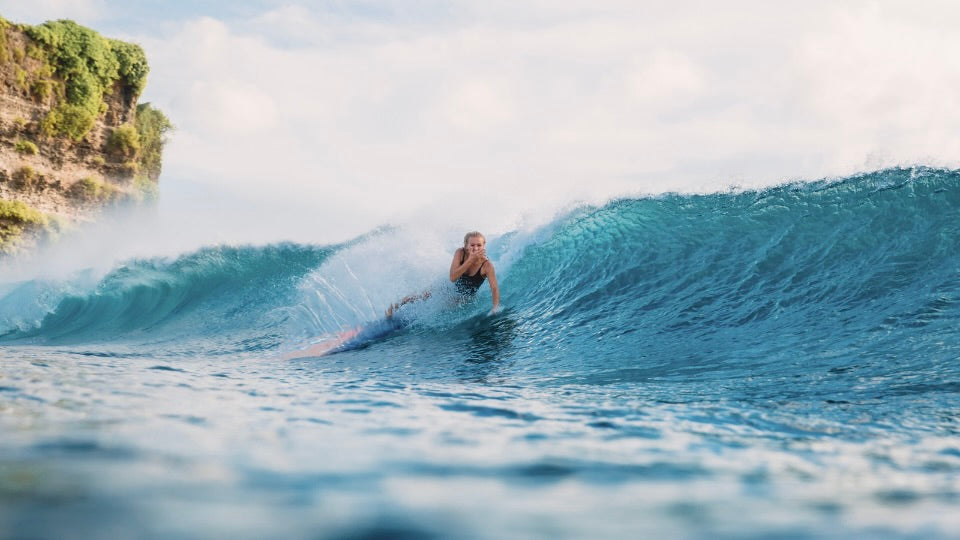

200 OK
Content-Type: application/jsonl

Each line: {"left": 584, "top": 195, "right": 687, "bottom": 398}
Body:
{"left": 467, "top": 248, "right": 487, "bottom": 263}
{"left": 450, "top": 247, "right": 488, "bottom": 282}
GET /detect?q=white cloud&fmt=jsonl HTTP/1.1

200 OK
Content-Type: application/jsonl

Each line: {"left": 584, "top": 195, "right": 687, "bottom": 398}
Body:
{"left": 186, "top": 81, "right": 278, "bottom": 136}
{"left": 438, "top": 79, "right": 514, "bottom": 133}
{"left": 626, "top": 50, "right": 704, "bottom": 105}
{"left": 0, "top": 0, "right": 106, "bottom": 25}
{"left": 128, "top": 1, "right": 960, "bottom": 243}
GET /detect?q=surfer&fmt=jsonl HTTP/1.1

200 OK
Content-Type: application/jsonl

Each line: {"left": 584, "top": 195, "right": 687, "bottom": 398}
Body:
{"left": 448, "top": 231, "right": 500, "bottom": 312}
{"left": 386, "top": 231, "right": 500, "bottom": 317}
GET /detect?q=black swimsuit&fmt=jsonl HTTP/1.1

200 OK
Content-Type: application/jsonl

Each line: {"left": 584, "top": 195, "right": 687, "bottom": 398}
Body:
{"left": 455, "top": 251, "right": 486, "bottom": 296}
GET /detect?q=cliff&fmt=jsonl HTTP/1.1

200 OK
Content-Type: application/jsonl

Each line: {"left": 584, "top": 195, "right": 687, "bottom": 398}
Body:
{"left": 0, "top": 17, "right": 170, "bottom": 255}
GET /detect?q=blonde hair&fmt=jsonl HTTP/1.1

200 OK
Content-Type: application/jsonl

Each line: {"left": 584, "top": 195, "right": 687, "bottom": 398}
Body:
{"left": 463, "top": 231, "right": 486, "bottom": 247}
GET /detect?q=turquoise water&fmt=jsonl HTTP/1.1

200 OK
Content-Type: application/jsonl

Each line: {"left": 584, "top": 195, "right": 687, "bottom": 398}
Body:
{"left": 1, "top": 167, "right": 959, "bottom": 538}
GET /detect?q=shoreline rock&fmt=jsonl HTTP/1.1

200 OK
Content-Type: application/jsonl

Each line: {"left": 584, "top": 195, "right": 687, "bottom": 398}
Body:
{"left": 0, "top": 17, "right": 170, "bottom": 255}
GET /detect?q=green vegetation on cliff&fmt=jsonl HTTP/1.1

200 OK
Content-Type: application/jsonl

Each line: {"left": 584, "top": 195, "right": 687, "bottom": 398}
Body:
{"left": 135, "top": 103, "right": 173, "bottom": 180}
{"left": 1, "top": 17, "right": 150, "bottom": 141}
{"left": 107, "top": 123, "right": 140, "bottom": 157}
{"left": 105, "top": 103, "right": 172, "bottom": 193}
{"left": 27, "top": 19, "right": 148, "bottom": 141}
{"left": 0, "top": 199, "right": 52, "bottom": 254}
{"left": 70, "top": 176, "right": 118, "bottom": 202}
{"left": 0, "top": 18, "right": 8, "bottom": 64}
{"left": 14, "top": 139, "right": 38, "bottom": 155}
{"left": 0, "top": 16, "right": 170, "bottom": 255}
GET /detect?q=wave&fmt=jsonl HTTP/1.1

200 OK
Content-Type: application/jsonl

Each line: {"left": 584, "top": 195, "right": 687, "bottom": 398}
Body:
{"left": 2, "top": 168, "right": 958, "bottom": 377}
{"left": 498, "top": 167, "right": 960, "bottom": 382}
{"left": 0, "top": 243, "right": 332, "bottom": 352}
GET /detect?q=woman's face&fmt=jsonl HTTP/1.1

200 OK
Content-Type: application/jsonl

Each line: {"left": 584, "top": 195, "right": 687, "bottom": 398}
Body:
{"left": 465, "top": 236, "right": 485, "bottom": 254}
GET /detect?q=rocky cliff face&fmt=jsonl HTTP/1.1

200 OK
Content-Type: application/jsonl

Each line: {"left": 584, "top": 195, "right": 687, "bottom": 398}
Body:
{"left": 0, "top": 18, "right": 169, "bottom": 255}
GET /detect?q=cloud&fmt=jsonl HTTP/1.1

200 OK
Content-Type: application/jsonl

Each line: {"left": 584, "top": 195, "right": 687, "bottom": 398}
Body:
{"left": 625, "top": 50, "right": 704, "bottom": 105}
{"left": 0, "top": 0, "right": 107, "bottom": 25}
{"left": 130, "top": 1, "right": 960, "bottom": 242}
{"left": 186, "top": 81, "right": 278, "bottom": 136}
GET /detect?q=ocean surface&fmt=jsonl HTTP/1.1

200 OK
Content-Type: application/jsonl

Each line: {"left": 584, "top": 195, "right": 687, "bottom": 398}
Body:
{"left": 1, "top": 167, "right": 959, "bottom": 539}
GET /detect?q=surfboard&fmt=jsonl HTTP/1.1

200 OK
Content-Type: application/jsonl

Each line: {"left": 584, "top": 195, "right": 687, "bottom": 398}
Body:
{"left": 282, "top": 318, "right": 405, "bottom": 360}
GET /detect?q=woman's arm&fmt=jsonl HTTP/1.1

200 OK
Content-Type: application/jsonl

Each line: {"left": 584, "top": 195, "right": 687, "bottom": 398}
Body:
{"left": 450, "top": 248, "right": 483, "bottom": 282}
{"left": 449, "top": 248, "right": 465, "bottom": 281}
{"left": 485, "top": 263, "right": 500, "bottom": 313}
{"left": 385, "top": 290, "right": 432, "bottom": 318}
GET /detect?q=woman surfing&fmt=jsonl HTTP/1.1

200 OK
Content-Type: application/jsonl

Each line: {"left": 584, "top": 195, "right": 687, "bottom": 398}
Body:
{"left": 286, "top": 231, "right": 501, "bottom": 359}
{"left": 387, "top": 231, "right": 500, "bottom": 317}
{"left": 448, "top": 231, "right": 500, "bottom": 312}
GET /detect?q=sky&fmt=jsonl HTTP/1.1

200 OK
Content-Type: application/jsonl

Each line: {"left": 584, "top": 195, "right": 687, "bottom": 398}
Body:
{"left": 2, "top": 1, "right": 960, "bottom": 248}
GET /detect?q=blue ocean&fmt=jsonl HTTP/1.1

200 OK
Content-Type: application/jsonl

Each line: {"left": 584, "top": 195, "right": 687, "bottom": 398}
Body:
{"left": 1, "top": 167, "right": 958, "bottom": 539}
